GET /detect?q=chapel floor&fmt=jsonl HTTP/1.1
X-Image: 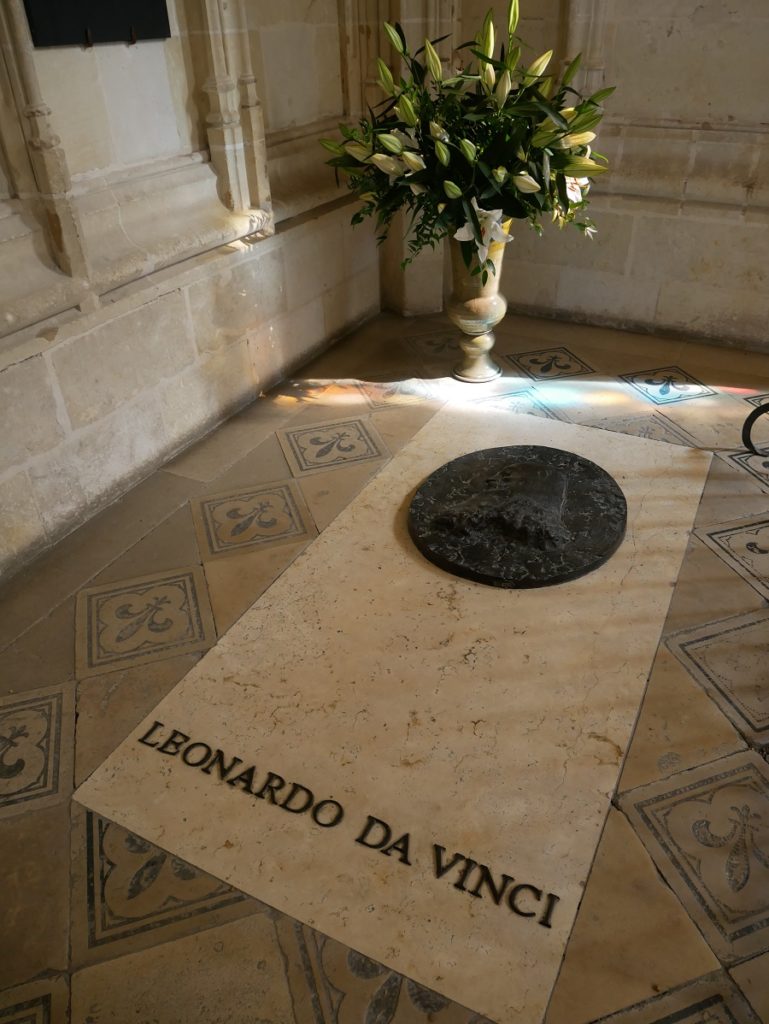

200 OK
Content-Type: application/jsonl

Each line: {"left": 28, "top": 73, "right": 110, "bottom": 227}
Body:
{"left": 1, "top": 310, "right": 769, "bottom": 1024}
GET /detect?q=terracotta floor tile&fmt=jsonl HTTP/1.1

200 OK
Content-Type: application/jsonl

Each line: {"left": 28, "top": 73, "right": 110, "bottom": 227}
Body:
{"left": 618, "top": 648, "right": 746, "bottom": 795}
{"left": 620, "top": 751, "right": 769, "bottom": 964}
{"left": 91, "top": 504, "right": 202, "bottom": 587}
{"left": 0, "top": 974, "right": 69, "bottom": 1024}
{"left": 731, "top": 951, "right": 769, "bottom": 1023}
{"left": 545, "top": 809, "right": 719, "bottom": 1024}
{"left": 75, "top": 653, "right": 202, "bottom": 785}
{"left": 69, "top": 803, "right": 259, "bottom": 969}
{"left": 0, "top": 804, "right": 71, "bottom": 989}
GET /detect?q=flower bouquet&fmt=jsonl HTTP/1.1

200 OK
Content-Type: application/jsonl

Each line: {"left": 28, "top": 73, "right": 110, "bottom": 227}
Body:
{"left": 321, "top": 1, "right": 613, "bottom": 279}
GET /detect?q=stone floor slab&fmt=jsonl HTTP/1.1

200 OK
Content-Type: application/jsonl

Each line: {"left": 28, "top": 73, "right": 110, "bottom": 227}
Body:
{"left": 74, "top": 409, "right": 709, "bottom": 1024}
{"left": 592, "top": 971, "right": 762, "bottom": 1024}
{"left": 731, "top": 951, "right": 769, "bottom": 1023}
{"left": 697, "top": 514, "right": 769, "bottom": 601}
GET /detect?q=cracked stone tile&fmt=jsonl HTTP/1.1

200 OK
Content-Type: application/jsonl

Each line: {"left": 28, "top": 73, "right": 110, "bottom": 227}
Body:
{"left": 619, "top": 751, "right": 769, "bottom": 963}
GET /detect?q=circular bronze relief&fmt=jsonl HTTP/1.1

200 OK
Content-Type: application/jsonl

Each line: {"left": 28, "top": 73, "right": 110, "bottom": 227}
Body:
{"left": 408, "top": 445, "right": 627, "bottom": 588}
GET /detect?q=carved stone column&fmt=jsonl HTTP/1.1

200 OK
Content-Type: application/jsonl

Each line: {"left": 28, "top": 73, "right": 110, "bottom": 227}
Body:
{"left": 2, "top": 0, "right": 92, "bottom": 297}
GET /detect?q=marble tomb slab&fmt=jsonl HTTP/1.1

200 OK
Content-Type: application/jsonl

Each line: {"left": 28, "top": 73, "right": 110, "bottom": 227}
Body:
{"left": 74, "top": 409, "right": 711, "bottom": 1024}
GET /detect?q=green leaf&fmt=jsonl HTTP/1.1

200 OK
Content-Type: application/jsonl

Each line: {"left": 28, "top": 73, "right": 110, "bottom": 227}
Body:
{"left": 588, "top": 86, "right": 616, "bottom": 104}
{"left": 526, "top": 49, "right": 553, "bottom": 78}
{"left": 561, "top": 53, "right": 582, "bottom": 87}
{"left": 319, "top": 138, "right": 344, "bottom": 156}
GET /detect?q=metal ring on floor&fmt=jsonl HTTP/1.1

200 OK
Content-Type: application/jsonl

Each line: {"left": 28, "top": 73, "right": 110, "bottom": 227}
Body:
{"left": 742, "top": 402, "right": 769, "bottom": 456}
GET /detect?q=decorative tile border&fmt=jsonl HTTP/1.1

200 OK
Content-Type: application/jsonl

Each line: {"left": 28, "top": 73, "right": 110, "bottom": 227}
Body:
{"left": 696, "top": 515, "right": 769, "bottom": 600}
{"left": 84, "top": 812, "right": 247, "bottom": 948}
{"left": 744, "top": 393, "right": 769, "bottom": 409}
{"left": 75, "top": 567, "right": 216, "bottom": 678}
{"left": 277, "top": 418, "right": 389, "bottom": 477}
{"left": 0, "top": 684, "right": 74, "bottom": 820}
{"left": 587, "top": 413, "right": 698, "bottom": 447}
{"left": 0, "top": 994, "right": 51, "bottom": 1024}
{"left": 666, "top": 611, "right": 769, "bottom": 746}
{"left": 503, "top": 346, "right": 595, "bottom": 380}
{"left": 620, "top": 752, "right": 769, "bottom": 963}
{"left": 593, "top": 970, "right": 761, "bottom": 1023}
{"left": 355, "top": 377, "right": 434, "bottom": 410}
{"left": 620, "top": 368, "right": 717, "bottom": 405}
{"left": 723, "top": 451, "right": 769, "bottom": 492}
{"left": 471, "top": 387, "right": 570, "bottom": 421}
{"left": 193, "top": 481, "right": 315, "bottom": 558}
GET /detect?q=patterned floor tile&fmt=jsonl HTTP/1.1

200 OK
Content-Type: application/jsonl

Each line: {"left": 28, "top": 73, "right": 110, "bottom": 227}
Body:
{"left": 192, "top": 480, "right": 316, "bottom": 558}
{"left": 592, "top": 971, "right": 762, "bottom": 1023}
{"left": 75, "top": 566, "right": 216, "bottom": 678}
{"left": 667, "top": 611, "right": 769, "bottom": 747}
{"left": 723, "top": 450, "right": 769, "bottom": 492}
{"left": 355, "top": 376, "right": 435, "bottom": 410}
{"left": 274, "top": 918, "right": 492, "bottom": 1024}
{"left": 587, "top": 413, "right": 698, "bottom": 446}
{"left": 0, "top": 975, "right": 69, "bottom": 1024}
{"left": 620, "top": 367, "right": 717, "bottom": 405}
{"left": 620, "top": 752, "right": 769, "bottom": 963}
{"left": 0, "top": 684, "right": 74, "bottom": 820}
{"left": 697, "top": 514, "right": 769, "bottom": 601}
{"left": 503, "top": 346, "right": 595, "bottom": 380}
{"left": 470, "top": 387, "right": 570, "bottom": 421}
{"left": 745, "top": 394, "right": 769, "bottom": 409}
{"left": 70, "top": 806, "right": 258, "bottom": 967}
{"left": 403, "top": 329, "right": 461, "bottom": 361}
{"left": 277, "top": 417, "right": 389, "bottom": 476}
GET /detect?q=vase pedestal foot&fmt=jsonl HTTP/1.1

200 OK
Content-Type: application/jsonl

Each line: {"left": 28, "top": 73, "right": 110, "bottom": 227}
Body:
{"left": 453, "top": 331, "right": 502, "bottom": 383}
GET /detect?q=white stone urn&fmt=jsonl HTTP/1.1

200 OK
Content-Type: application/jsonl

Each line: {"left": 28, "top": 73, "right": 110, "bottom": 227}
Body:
{"left": 447, "top": 222, "right": 511, "bottom": 383}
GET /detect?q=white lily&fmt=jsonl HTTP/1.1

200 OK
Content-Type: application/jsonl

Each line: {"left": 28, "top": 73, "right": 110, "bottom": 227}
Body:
{"left": 391, "top": 128, "right": 420, "bottom": 151}
{"left": 369, "top": 153, "right": 407, "bottom": 183}
{"left": 565, "top": 175, "right": 589, "bottom": 203}
{"left": 453, "top": 197, "right": 513, "bottom": 265}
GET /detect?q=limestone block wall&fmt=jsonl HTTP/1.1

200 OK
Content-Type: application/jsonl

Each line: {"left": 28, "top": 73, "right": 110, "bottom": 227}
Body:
{"left": 495, "top": 0, "right": 769, "bottom": 347}
{"left": 0, "top": 0, "right": 382, "bottom": 580}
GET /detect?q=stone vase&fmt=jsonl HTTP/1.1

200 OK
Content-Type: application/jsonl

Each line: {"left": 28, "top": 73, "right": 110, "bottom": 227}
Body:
{"left": 447, "top": 223, "right": 511, "bottom": 383}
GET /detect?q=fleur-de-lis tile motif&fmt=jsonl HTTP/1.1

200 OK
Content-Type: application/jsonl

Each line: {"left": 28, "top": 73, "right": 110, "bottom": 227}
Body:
{"left": 197, "top": 482, "right": 312, "bottom": 556}
{"left": 279, "top": 418, "right": 388, "bottom": 476}
{"left": 472, "top": 388, "right": 567, "bottom": 421}
{"left": 620, "top": 367, "right": 716, "bottom": 405}
{"left": 667, "top": 610, "right": 769, "bottom": 746}
{"left": 76, "top": 568, "right": 216, "bottom": 677}
{"left": 405, "top": 332, "right": 461, "bottom": 358}
{"left": 698, "top": 516, "right": 769, "bottom": 600}
{"left": 85, "top": 813, "right": 247, "bottom": 947}
{"left": 0, "top": 687, "right": 72, "bottom": 819}
{"left": 621, "top": 753, "right": 769, "bottom": 962}
{"left": 727, "top": 451, "right": 769, "bottom": 492}
{"left": 504, "top": 346, "right": 595, "bottom": 381}
{"left": 356, "top": 378, "right": 433, "bottom": 410}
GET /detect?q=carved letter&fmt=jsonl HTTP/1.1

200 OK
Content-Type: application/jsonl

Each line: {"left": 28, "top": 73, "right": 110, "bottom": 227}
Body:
{"left": 539, "top": 892, "right": 560, "bottom": 929}
{"left": 311, "top": 799, "right": 344, "bottom": 828}
{"left": 255, "top": 771, "right": 286, "bottom": 803}
{"left": 226, "top": 765, "right": 256, "bottom": 793}
{"left": 182, "top": 742, "right": 213, "bottom": 767}
{"left": 382, "top": 833, "right": 412, "bottom": 865}
{"left": 201, "top": 750, "right": 243, "bottom": 781}
{"left": 356, "top": 815, "right": 391, "bottom": 849}
{"left": 138, "top": 720, "right": 165, "bottom": 748}
{"left": 279, "top": 782, "right": 315, "bottom": 814}
{"left": 508, "top": 883, "right": 543, "bottom": 918}
{"left": 157, "top": 729, "right": 190, "bottom": 756}
{"left": 468, "top": 864, "right": 514, "bottom": 904}
{"left": 432, "top": 845, "right": 464, "bottom": 879}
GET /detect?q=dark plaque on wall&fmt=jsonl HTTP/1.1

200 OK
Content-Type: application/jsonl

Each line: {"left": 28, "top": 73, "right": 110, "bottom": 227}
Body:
{"left": 23, "top": 0, "right": 171, "bottom": 48}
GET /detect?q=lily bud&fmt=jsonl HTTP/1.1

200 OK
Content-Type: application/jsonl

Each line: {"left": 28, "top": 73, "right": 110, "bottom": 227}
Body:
{"left": 443, "top": 180, "right": 462, "bottom": 199}
{"left": 370, "top": 153, "right": 402, "bottom": 176}
{"left": 344, "top": 142, "right": 371, "bottom": 162}
{"left": 379, "top": 133, "right": 404, "bottom": 155}
{"left": 494, "top": 69, "right": 511, "bottom": 106}
{"left": 376, "top": 58, "right": 395, "bottom": 96}
{"left": 507, "top": 0, "right": 519, "bottom": 35}
{"left": 434, "top": 140, "right": 450, "bottom": 166}
{"left": 402, "top": 150, "right": 427, "bottom": 172}
{"left": 527, "top": 49, "right": 553, "bottom": 78}
{"left": 424, "top": 39, "right": 443, "bottom": 82}
{"left": 481, "top": 10, "right": 495, "bottom": 58}
{"left": 513, "top": 172, "right": 541, "bottom": 193}
{"left": 395, "top": 95, "right": 418, "bottom": 127}
{"left": 409, "top": 183, "right": 427, "bottom": 195}
{"left": 429, "top": 120, "right": 448, "bottom": 141}
{"left": 481, "top": 61, "right": 496, "bottom": 92}
{"left": 383, "top": 22, "right": 405, "bottom": 55}
{"left": 438, "top": 203, "right": 446, "bottom": 213}
{"left": 562, "top": 131, "right": 596, "bottom": 147}
{"left": 492, "top": 165, "right": 508, "bottom": 183}
{"left": 458, "top": 138, "right": 477, "bottom": 163}
{"left": 319, "top": 138, "right": 344, "bottom": 156}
